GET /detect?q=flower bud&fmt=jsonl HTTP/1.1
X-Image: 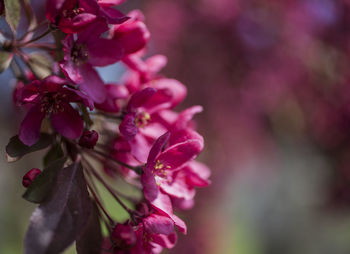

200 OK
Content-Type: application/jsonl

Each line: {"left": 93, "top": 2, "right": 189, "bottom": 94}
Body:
{"left": 111, "top": 224, "right": 137, "bottom": 249}
{"left": 79, "top": 130, "right": 99, "bottom": 149}
{"left": 22, "top": 168, "right": 42, "bottom": 188}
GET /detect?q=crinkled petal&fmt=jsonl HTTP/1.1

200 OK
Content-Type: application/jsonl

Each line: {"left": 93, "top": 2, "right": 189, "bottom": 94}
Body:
{"left": 173, "top": 105, "right": 203, "bottom": 131}
{"left": 129, "top": 133, "right": 152, "bottom": 163}
{"left": 143, "top": 214, "right": 174, "bottom": 235}
{"left": 147, "top": 132, "right": 170, "bottom": 165}
{"left": 169, "top": 129, "right": 204, "bottom": 146}
{"left": 156, "top": 139, "right": 204, "bottom": 171}
{"left": 145, "top": 79, "right": 187, "bottom": 110}
{"left": 19, "top": 104, "right": 46, "bottom": 146}
{"left": 152, "top": 232, "right": 177, "bottom": 249}
{"left": 151, "top": 191, "right": 187, "bottom": 234}
{"left": 59, "top": 13, "right": 97, "bottom": 34}
{"left": 51, "top": 103, "right": 83, "bottom": 139}
{"left": 141, "top": 168, "right": 159, "bottom": 202}
{"left": 119, "top": 113, "right": 137, "bottom": 140}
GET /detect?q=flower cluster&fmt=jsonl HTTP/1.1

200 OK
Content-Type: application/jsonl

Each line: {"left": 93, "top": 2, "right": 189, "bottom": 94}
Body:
{"left": 1, "top": 0, "right": 210, "bottom": 253}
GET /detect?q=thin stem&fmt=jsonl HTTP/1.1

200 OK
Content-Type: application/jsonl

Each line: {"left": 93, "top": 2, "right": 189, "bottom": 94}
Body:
{"left": 17, "top": 28, "right": 51, "bottom": 46}
{"left": 86, "top": 175, "right": 115, "bottom": 225}
{"left": 82, "top": 155, "right": 135, "bottom": 217}
{"left": 18, "top": 20, "right": 48, "bottom": 41}
{"left": 85, "top": 148, "right": 143, "bottom": 174}
{"left": 23, "top": 43, "right": 57, "bottom": 51}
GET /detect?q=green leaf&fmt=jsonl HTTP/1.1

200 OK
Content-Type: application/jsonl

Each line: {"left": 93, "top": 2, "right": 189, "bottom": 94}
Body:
{"left": 6, "top": 134, "right": 53, "bottom": 162}
{"left": 23, "top": 157, "right": 67, "bottom": 203}
{"left": 0, "top": 51, "right": 13, "bottom": 73}
{"left": 43, "top": 144, "right": 64, "bottom": 168}
{"left": 4, "top": 0, "right": 20, "bottom": 33}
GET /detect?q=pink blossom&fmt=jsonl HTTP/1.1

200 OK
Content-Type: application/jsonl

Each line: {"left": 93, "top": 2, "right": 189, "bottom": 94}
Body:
{"left": 46, "top": 0, "right": 128, "bottom": 34}
{"left": 18, "top": 75, "right": 92, "bottom": 146}
{"left": 141, "top": 132, "right": 203, "bottom": 208}
{"left": 60, "top": 20, "right": 123, "bottom": 103}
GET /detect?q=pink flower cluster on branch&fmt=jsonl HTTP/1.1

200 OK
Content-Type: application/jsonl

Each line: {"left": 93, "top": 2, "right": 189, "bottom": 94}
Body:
{"left": 1, "top": 0, "right": 210, "bottom": 253}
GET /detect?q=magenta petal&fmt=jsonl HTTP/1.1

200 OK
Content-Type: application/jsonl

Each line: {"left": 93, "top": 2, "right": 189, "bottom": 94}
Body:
{"left": 51, "top": 103, "right": 83, "bottom": 139}
{"left": 60, "top": 60, "right": 83, "bottom": 84}
{"left": 160, "top": 175, "right": 195, "bottom": 200}
{"left": 156, "top": 139, "right": 204, "bottom": 171}
{"left": 19, "top": 105, "right": 46, "bottom": 146}
{"left": 114, "top": 21, "right": 150, "bottom": 55}
{"left": 145, "top": 79, "right": 187, "bottom": 110}
{"left": 77, "top": 64, "right": 107, "bottom": 103}
{"left": 170, "top": 213, "right": 187, "bottom": 234}
{"left": 151, "top": 191, "right": 187, "bottom": 234}
{"left": 186, "top": 161, "right": 211, "bottom": 187}
{"left": 59, "top": 13, "right": 97, "bottom": 33}
{"left": 141, "top": 168, "right": 159, "bottom": 202}
{"left": 119, "top": 113, "right": 137, "bottom": 140}
{"left": 169, "top": 129, "right": 204, "bottom": 146}
{"left": 152, "top": 233, "right": 177, "bottom": 249}
{"left": 77, "top": 19, "right": 109, "bottom": 43}
{"left": 98, "top": 0, "right": 126, "bottom": 7}
{"left": 95, "top": 84, "right": 128, "bottom": 112}
{"left": 146, "top": 55, "right": 167, "bottom": 74}
{"left": 143, "top": 214, "right": 174, "bottom": 235}
{"left": 127, "top": 87, "right": 157, "bottom": 112}
{"left": 100, "top": 7, "right": 129, "bottom": 24}
{"left": 46, "top": 0, "right": 66, "bottom": 22}
{"left": 173, "top": 105, "right": 203, "bottom": 130}
{"left": 129, "top": 134, "right": 151, "bottom": 163}
{"left": 147, "top": 132, "right": 170, "bottom": 165}
{"left": 87, "top": 38, "right": 124, "bottom": 66}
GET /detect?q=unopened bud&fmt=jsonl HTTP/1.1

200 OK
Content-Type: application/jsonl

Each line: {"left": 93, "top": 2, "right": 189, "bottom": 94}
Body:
{"left": 22, "top": 168, "right": 42, "bottom": 188}
{"left": 79, "top": 130, "right": 99, "bottom": 149}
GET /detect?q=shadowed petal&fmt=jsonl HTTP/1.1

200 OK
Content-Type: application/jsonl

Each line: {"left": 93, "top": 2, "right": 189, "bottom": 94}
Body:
{"left": 19, "top": 105, "right": 46, "bottom": 146}
{"left": 51, "top": 103, "right": 83, "bottom": 139}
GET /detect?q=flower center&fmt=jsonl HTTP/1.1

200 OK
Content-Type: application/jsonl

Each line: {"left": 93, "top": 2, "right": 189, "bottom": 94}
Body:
{"left": 71, "top": 43, "right": 89, "bottom": 65}
{"left": 40, "top": 92, "right": 66, "bottom": 115}
{"left": 152, "top": 160, "right": 171, "bottom": 178}
{"left": 134, "top": 111, "right": 151, "bottom": 128}
{"left": 62, "top": 7, "right": 85, "bottom": 20}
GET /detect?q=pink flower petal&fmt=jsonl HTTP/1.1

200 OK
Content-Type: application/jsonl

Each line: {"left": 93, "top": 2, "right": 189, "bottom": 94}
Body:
{"left": 51, "top": 103, "right": 83, "bottom": 139}
{"left": 147, "top": 132, "right": 170, "bottom": 165}
{"left": 127, "top": 87, "right": 157, "bottom": 112}
{"left": 77, "top": 64, "right": 107, "bottom": 103}
{"left": 141, "top": 168, "right": 159, "bottom": 202}
{"left": 19, "top": 105, "right": 46, "bottom": 146}
{"left": 119, "top": 113, "right": 138, "bottom": 140}
{"left": 87, "top": 38, "right": 124, "bottom": 67}
{"left": 143, "top": 214, "right": 174, "bottom": 235}
{"left": 156, "top": 138, "right": 204, "bottom": 171}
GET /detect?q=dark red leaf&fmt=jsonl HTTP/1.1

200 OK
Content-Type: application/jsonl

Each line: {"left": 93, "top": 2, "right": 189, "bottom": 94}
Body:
{"left": 76, "top": 203, "right": 103, "bottom": 254}
{"left": 24, "top": 162, "right": 91, "bottom": 254}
